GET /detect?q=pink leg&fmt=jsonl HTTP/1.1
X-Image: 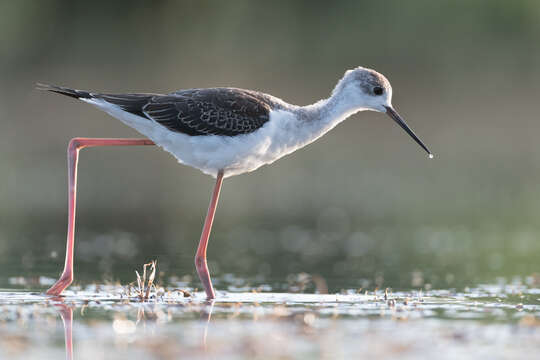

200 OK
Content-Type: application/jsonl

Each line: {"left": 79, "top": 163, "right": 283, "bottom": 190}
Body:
{"left": 195, "top": 170, "right": 224, "bottom": 300}
{"left": 46, "top": 137, "right": 154, "bottom": 296}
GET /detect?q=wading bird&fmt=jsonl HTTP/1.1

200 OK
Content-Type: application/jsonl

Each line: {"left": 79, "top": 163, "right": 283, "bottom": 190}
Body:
{"left": 38, "top": 66, "right": 432, "bottom": 299}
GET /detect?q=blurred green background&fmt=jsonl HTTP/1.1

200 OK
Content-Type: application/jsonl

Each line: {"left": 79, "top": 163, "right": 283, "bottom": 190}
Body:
{"left": 1, "top": 0, "right": 539, "bottom": 291}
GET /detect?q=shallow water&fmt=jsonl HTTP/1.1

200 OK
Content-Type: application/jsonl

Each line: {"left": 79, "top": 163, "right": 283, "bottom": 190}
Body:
{"left": 0, "top": 279, "right": 539, "bottom": 359}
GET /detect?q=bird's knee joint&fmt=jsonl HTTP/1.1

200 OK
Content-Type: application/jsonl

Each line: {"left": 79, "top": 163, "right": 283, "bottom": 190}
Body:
{"left": 195, "top": 256, "right": 206, "bottom": 268}
{"left": 69, "top": 138, "right": 84, "bottom": 151}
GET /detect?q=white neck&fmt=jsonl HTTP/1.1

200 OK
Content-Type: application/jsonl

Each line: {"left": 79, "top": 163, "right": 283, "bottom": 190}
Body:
{"left": 292, "top": 84, "right": 364, "bottom": 141}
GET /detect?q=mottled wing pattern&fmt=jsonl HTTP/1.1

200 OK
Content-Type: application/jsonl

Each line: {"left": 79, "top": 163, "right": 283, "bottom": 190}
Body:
{"left": 142, "top": 88, "right": 271, "bottom": 136}
{"left": 38, "top": 84, "right": 272, "bottom": 137}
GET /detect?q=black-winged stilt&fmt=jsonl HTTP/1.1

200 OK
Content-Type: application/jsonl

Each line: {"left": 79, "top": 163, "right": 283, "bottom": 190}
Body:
{"left": 38, "top": 66, "right": 432, "bottom": 299}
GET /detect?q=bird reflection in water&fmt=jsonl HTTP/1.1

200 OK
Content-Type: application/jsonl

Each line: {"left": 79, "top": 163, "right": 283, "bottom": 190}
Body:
{"left": 53, "top": 300, "right": 73, "bottom": 360}
{"left": 52, "top": 298, "right": 214, "bottom": 359}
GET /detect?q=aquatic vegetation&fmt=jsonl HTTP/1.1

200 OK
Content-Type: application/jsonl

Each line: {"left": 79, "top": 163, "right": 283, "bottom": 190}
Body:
{"left": 133, "top": 260, "right": 157, "bottom": 301}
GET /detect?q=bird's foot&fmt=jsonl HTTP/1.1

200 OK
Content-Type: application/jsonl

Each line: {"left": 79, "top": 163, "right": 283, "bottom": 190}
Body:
{"left": 46, "top": 273, "right": 73, "bottom": 296}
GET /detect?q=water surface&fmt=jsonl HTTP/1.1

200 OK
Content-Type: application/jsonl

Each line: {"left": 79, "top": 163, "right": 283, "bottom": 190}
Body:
{"left": 1, "top": 277, "right": 538, "bottom": 359}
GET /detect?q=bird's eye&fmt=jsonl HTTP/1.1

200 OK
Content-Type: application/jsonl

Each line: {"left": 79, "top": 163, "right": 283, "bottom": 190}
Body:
{"left": 373, "top": 86, "right": 384, "bottom": 96}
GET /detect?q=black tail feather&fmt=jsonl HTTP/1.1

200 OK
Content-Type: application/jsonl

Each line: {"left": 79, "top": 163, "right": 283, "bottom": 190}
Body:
{"left": 35, "top": 83, "right": 92, "bottom": 99}
{"left": 36, "top": 83, "right": 160, "bottom": 119}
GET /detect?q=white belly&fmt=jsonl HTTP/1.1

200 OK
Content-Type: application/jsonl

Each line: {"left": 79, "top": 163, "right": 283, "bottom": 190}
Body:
{"left": 84, "top": 99, "right": 314, "bottom": 178}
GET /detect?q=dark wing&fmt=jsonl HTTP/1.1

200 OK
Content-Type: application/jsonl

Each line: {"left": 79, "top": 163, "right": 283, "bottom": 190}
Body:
{"left": 36, "top": 83, "right": 161, "bottom": 119}
{"left": 98, "top": 93, "right": 160, "bottom": 118}
{"left": 142, "top": 88, "right": 271, "bottom": 136}
{"left": 38, "top": 84, "right": 271, "bottom": 137}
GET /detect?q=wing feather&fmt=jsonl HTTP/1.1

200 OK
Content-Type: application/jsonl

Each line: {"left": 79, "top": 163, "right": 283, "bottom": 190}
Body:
{"left": 39, "top": 84, "right": 272, "bottom": 137}
{"left": 142, "top": 89, "right": 271, "bottom": 136}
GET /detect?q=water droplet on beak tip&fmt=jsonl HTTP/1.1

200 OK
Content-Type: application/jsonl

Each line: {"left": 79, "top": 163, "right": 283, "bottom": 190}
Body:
{"left": 428, "top": 154, "right": 434, "bottom": 159}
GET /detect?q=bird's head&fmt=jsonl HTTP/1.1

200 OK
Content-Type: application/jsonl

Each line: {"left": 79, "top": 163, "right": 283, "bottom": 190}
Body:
{"left": 335, "top": 66, "right": 433, "bottom": 157}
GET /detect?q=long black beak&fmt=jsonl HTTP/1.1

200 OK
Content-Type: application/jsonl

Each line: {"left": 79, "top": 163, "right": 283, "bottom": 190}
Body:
{"left": 385, "top": 106, "right": 433, "bottom": 158}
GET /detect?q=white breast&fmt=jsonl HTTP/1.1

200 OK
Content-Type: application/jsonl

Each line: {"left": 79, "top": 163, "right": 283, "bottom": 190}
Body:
{"left": 83, "top": 99, "right": 316, "bottom": 178}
